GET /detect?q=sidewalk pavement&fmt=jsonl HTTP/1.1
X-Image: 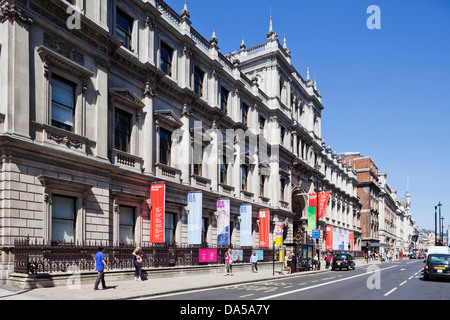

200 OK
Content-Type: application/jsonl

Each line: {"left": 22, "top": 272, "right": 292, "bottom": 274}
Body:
{"left": 0, "top": 259, "right": 386, "bottom": 300}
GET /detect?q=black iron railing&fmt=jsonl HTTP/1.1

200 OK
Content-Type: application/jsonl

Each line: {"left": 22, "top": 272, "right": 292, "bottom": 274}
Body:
{"left": 13, "top": 238, "right": 273, "bottom": 274}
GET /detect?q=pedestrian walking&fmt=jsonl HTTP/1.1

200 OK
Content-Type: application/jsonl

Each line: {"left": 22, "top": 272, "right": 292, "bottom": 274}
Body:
{"left": 286, "top": 252, "right": 293, "bottom": 274}
{"left": 224, "top": 251, "right": 233, "bottom": 276}
{"left": 313, "top": 254, "right": 319, "bottom": 271}
{"left": 250, "top": 251, "right": 258, "bottom": 273}
{"left": 132, "top": 246, "right": 143, "bottom": 282}
{"left": 325, "top": 252, "right": 332, "bottom": 269}
{"left": 94, "top": 246, "right": 109, "bottom": 290}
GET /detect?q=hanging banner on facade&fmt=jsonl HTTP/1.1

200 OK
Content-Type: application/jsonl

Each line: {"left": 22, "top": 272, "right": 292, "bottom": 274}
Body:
{"left": 326, "top": 226, "right": 333, "bottom": 250}
{"left": 216, "top": 199, "right": 230, "bottom": 246}
{"left": 349, "top": 231, "right": 354, "bottom": 251}
{"left": 240, "top": 204, "right": 252, "bottom": 247}
{"left": 318, "top": 191, "right": 330, "bottom": 219}
{"left": 308, "top": 193, "right": 317, "bottom": 207}
{"left": 307, "top": 206, "right": 316, "bottom": 229}
{"left": 187, "top": 192, "right": 202, "bottom": 245}
{"left": 309, "top": 192, "right": 330, "bottom": 219}
{"left": 259, "top": 210, "right": 270, "bottom": 248}
{"left": 150, "top": 183, "right": 165, "bottom": 243}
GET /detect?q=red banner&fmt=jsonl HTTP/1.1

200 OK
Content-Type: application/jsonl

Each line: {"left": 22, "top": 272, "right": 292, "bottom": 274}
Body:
{"left": 349, "top": 231, "right": 354, "bottom": 251}
{"left": 308, "top": 193, "right": 317, "bottom": 207}
{"left": 318, "top": 192, "right": 330, "bottom": 219}
{"left": 326, "top": 226, "right": 333, "bottom": 250}
{"left": 259, "top": 210, "right": 270, "bottom": 248}
{"left": 150, "top": 183, "right": 165, "bottom": 243}
{"left": 309, "top": 192, "right": 330, "bottom": 219}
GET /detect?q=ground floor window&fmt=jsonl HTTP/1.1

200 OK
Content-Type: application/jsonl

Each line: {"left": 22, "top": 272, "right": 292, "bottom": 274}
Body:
{"left": 52, "top": 195, "right": 76, "bottom": 243}
{"left": 165, "top": 213, "right": 175, "bottom": 245}
{"left": 119, "top": 206, "right": 135, "bottom": 244}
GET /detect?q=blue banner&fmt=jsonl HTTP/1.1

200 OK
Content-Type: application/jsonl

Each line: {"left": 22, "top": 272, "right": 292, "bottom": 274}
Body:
{"left": 240, "top": 204, "right": 252, "bottom": 247}
{"left": 216, "top": 199, "right": 230, "bottom": 246}
{"left": 187, "top": 193, "right": 202, "bottom": 245}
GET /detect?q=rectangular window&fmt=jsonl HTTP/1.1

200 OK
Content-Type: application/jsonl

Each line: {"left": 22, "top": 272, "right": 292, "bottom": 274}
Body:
{"left": 116, "top": 8, "right": 133, "bottom": 50}
{"left": 119, "top": 206, "right": 135, "bottom": 245}
{"left": 202, "top": 217, "right": 209, "bottom": 245}
{"left": 241, "top": 165, "right": 248, "bottom": 191}
{"left": 194, "top": 67, "right": 204, "bottom": 96}
{"left": 52, "top": 195, "right": 76, "bottom": 243}
{"left": 259, "top": 116, "right": 265, "bottom": 132}
{"left": 160, "top": 42, "right": 173, "bottom": 76}
{"left": 280, "top": 178, "right": 286, "bottom": 201}
{"left": 220, "top": 87, "right": 229, "bottom": 112}
{"left": 51, "top": 76, "right": 75, "bottom": 132}
{"left": 220, "top": 155, "right": 228, "bottom": 184}
{"left": 160, "top": 128, "right": 172, "bottom": 166}
{"left": 260, "top": 175, "right": 266, "bottom": 197}
{"left": 241, "top": 103, "right": 248, "bottom": 126}
{"left": 165, "top": 213, "right": 175, "bottom": 245}
{"left": 114, "top": 109, "right": 132, "bottom": 153}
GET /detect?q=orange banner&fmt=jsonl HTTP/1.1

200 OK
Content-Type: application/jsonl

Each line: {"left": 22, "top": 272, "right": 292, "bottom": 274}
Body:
{"left": 150, "top": 183, "right": 165, "bottom": 243}
{"left": 259, "top": 210, "right": 270, "bottom": 248}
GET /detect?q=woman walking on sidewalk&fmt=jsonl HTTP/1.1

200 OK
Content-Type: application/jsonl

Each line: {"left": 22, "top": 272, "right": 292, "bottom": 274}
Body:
{"left": 224, "top": 251, "right": 233, "bottom": 276}
{"left": 132, "top": 246, "right": 143, "bottom": 281}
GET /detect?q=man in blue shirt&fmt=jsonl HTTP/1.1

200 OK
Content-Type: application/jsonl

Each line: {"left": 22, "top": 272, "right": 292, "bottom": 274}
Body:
{"left": 94, "top": 246, "right": 110, "bottom": 290}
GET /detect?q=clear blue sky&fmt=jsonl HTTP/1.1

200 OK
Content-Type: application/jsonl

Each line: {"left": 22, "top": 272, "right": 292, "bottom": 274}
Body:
{"left": 165, "top": 0, "right": 450, "bottom": 231}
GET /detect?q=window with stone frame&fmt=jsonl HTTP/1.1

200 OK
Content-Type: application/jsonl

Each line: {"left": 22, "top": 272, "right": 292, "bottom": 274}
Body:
{"left": 116, "top": 7, "right": 134, "bottom": 51}
{"left": 51, "top": 75, "right": 76, "bottom": 132}
{"left": 241, "top": 103, "right": 249, "bottom": 126}
{"left": 51, "top": 195, "right": 76, "bottom": 243}
{"left": 119, "top": 205, "right": 135, "bottom": 245}
{"left": 159, "top": 128, "right": 172, "bottom": 166}
{"left": 165, "top": 213, "right": 175, "bottom": 245}
{"left": 160, "top": 41, "right": 174, "bottom": 76}
{"left": 194, "top": 66, "right": 204, "bottom": 96}
{"left": 114, "top": 108, "right": 132, "bottom": 153}
{"left": 220, "top": 86, "right": 229, "bottom": 113}
{"left": 241, "top": 164, "right": 249, "bottom": 191}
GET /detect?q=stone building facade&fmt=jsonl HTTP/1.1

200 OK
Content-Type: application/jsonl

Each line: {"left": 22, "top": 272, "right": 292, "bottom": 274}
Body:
{"left": 0, "top": 0, "right": 361, "bottom": 282}
{"left": 341, "top": 152, "right": 418, "bottom": 254}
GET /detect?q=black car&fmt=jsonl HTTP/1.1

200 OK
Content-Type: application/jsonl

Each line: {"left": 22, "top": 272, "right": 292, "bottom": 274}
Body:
{"left": 423, "top": 253, "right": 450, "bottom": 281}
{"left": 331, "top": 253, "right": 355, "bottom": 271}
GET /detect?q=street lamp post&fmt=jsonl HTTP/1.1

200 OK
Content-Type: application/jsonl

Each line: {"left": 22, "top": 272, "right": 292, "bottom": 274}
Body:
{"left": 314, "top": 162, "right": 321, "bottom": 270}
{"left": 435, "top": 205, "right": 438, "bottom": 246}
{"left": 438, "top": 202, "right": 442, "bottom": 245}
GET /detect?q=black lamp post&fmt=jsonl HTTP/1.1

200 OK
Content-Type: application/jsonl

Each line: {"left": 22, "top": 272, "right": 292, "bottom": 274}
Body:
{"left": 314, "top": 162, "right": 321, "bottom": 270}
{"left": 438, "top": 202, "right": 442, "bottom": 245}
{"left": 435, "top": 205, "right": 438, "bottom": 246}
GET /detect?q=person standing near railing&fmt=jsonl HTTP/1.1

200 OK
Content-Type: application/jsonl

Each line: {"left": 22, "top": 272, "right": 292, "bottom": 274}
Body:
{"left": 132, "top": 246, "right": 143, "bottom": 282}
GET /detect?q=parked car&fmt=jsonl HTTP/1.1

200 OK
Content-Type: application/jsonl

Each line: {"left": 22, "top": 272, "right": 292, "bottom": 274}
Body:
{"left": 423, "top": 253, "right": 450, "bottom": 281}
{"left": 409, "top": 252, "right": 417, "bottom": 259}
{"left": 418, "top": 253, "right": 425, "bottom": 259}
{"left": 331, "top": 253, "right": 355, "bottom": 271}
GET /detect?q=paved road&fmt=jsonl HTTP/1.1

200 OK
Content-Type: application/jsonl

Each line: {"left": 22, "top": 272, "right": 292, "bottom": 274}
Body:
{"left": 147, "top": 259, "right": 450, "bottom": 300}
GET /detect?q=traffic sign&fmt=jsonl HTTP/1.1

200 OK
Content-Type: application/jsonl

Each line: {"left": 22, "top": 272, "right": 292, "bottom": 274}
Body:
{"left": 312, "top": 229, "right": 320, "bottom": 239}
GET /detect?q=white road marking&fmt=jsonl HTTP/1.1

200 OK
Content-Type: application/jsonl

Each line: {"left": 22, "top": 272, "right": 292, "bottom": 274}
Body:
{"left": 257, "top": 265, "right": 398, "bottom": 300}
{"left": 384, "top": 287, "right": 397, "bottom": 296}
{"left": 239, "top": 294, "right": 254, "bottom": 298}
{"left": 399, "top": 281, "right": 407, "bottom": 286}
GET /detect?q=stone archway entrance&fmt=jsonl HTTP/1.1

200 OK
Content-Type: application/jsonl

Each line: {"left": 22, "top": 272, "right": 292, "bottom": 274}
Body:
{"left": 291, "top": 186, "right": 308, "bottom": 244}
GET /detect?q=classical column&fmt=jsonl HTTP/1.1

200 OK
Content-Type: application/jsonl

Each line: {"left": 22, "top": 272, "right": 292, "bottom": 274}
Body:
{"left": 0, "top": 3, "right": 33, "bottom": 138}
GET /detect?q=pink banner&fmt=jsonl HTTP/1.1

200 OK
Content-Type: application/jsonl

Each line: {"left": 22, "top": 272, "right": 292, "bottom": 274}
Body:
{"left": 199, "top": 249, "right": 217, "bottom": 263}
